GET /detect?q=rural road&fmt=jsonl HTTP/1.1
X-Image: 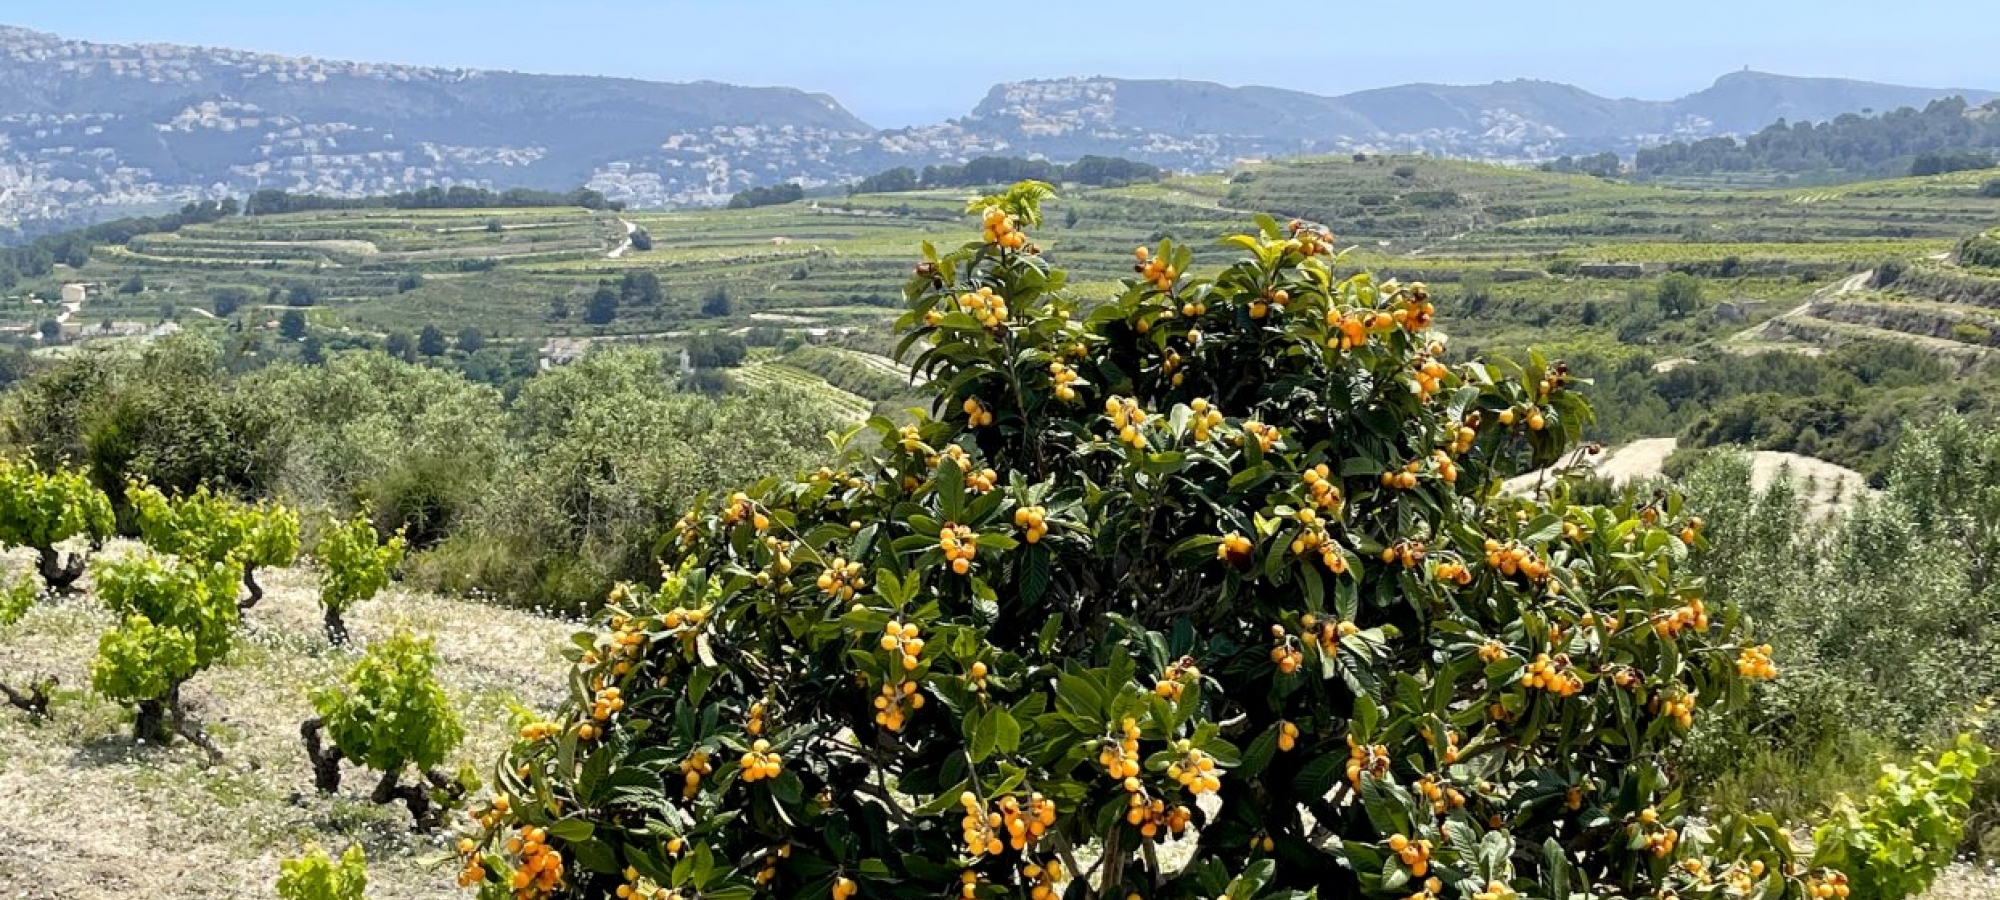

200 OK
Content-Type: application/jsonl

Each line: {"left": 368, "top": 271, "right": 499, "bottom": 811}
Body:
{"left": 607, "top": 218, "right": 638, "bottom": 259}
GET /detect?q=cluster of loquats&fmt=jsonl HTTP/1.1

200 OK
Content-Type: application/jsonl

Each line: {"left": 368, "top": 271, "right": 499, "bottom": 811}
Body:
{"left": 1104, "top": 396, "right": 1149, "bottom": 449}
{"left": 1021, "top": 860, "right": 1064, "bottom": 900}
{"left": 1134, "top": 245, "right": 1178, "bottom": 291}
{"left": 1048, "top": 361, "right": 1080, "bottom": 402}
{"left": 1414, "top": 773, "right": 1466, "bottom": 815}
{"left": 1346, "top": 734, "right": 1391, "bottom": 789}
{"left": 1655, "top": 691, "right": 1698, "bottom": 730}
{"left": 1099, "top": 716, "right": 1144, "bottom": 781}
{"left": 677, "top": 751, "right": 712, "bottom": 799}
{"left": 1483, "top": 538, "right": 1551, "bottom": 581}
{"left": 939, "top": 524, "right": 977, "bottom": 574}
{"left": 1216, "top": 531, "right": 1255, "bottom": 567}
{"left": 815, "top": 557, "right": 865, "bottom": 601}
{"left": 1189, "top": 398, "right": 1225, "bottom": 441}
{"left": 616, "top": 866, "right": 675, "bottom": 900}
{"left": 1153, "top": 657, "right": 1198, "bottom": 702}
{"left": 503, "top": 826, "right": 565, "bottom": 899}
{"left": 738, "top": 740, "right": 783, "bottom": 782}
{"left": 873, "top": 679, "right": 923, "bottom": 732}
{"left": 879, "top": 620, "right": 926, "bottom": 671}
{"left": 830, "top": 876, "right": 857, "bottom": 900}
{"left": 1654, "top": 595, "right": 1711, "bottom": 638}
{"left": 1522, "top": 653, "right": 1583, "bottom": 697}
{"left": 1298, "top": 613, "right": 1358, "bottom": 655}
{"left": 1012, "top": 505, "right": 1048, "bottom": 543}
{"left": 1166, "top": 742, "right": 1224, "bottom": 795}
{"left": 1736, "top": 643, "right": 1778, "bottom": 679}
{"left": 1267, "top": 624, "right": 1304, "bottom": 674}
{"left": 1388, "top": 833, "right": 1434, "bottom": 877}
{"left": 962, "top": 397, "right": 995, "bottom": 428}
{"left": 981, "top": 206, "right": 1028, "bottom": 250}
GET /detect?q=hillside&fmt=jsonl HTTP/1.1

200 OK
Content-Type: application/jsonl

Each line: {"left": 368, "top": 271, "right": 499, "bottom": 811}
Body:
{"left": 1, "top": 22, "right": 1994, "bottom": 235}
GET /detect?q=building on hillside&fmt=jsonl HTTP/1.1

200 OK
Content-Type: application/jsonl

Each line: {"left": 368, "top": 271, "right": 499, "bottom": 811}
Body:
{"left": 60, "top": 282, "right": 100, "bottom": 304}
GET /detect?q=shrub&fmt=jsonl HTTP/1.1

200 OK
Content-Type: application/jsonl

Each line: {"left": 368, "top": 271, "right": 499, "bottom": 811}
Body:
{"left": 0, "top": 571, "right": 52, "bottom": 717}
{"left": 1813, "top": 735, "right": 1991, "bottom": 900}
{"left": 0, "top": 457, "right": 115, "bottom": 592}
{"left": 89, "top": 552, "right": 240, "bottom": 752}
{"left": 276, "top": 844, "right": 369, "bottom": 900}
{"left": 303, "top": 631, "right": 467, "bottom": 830}
{"left": 455, "top": 187, "right": 1810, "bottom": 900}
{"left": 313, "top": 512, "right": 406, "bottom": 645}
{"left": 128, "top": 482, "right": 301, "bottom": 608}
{"left": 430, "top": 352, "right": 841, "bottom": 613}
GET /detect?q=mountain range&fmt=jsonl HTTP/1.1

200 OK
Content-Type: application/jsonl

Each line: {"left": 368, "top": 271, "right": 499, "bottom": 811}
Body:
{"left": 1, "top": 23, "right": 1994, "bottom": 235}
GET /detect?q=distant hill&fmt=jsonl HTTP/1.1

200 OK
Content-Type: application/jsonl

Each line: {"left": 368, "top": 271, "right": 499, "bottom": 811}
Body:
{"left": 0, "top": 22, "right": 1993, "bottom": 236}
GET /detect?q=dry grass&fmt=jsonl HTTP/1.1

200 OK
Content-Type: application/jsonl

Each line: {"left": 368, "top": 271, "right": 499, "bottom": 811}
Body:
{"left": 0, "top": 546, "right": 575, "bottom": 900}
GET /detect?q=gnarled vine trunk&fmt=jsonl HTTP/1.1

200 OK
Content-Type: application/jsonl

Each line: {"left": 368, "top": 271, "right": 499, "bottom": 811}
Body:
{"left": 238, "top": 566, "right": 265, "bottom": 611}
{"left": 323, "top": 605, "right": 349, "bottom": 645}
{"left": 0, "top": 675, "right": 55, "bottom": 718}
{"left": 300, "top": 717, "right": 343, "bottom": 794}
{"left": 35, "top": 546, "right": 88, "bottom": 594}
{"left": 369, "top": 767, "right": 462, "bottom": 832}
{"left": 132, "top": 683, "right": 221, "bottom": 763}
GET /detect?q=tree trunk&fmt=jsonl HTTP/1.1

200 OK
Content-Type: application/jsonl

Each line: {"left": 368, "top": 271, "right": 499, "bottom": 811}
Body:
{"left": 0, "top": 675, "right": 55, "bottom": 719}
{"left": 371, "top": 768, "right": 448, "bottom": 832}
{"left": 134, "top": 697, "right": 171, "bottom": 745}
{"left": 238, "top": 566, "right": 264, "bottom": 611}
{"left": 301, "top": 717, "right": 343, "bottom": 794}
{"left": 35, "top": 546, "right": 86, "bottom": 594}
{"left": 323, "top": 605, "right": 348, "bottom": 645}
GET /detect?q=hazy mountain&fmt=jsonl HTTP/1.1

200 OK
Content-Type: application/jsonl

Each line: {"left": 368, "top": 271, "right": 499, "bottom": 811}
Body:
{"left": 1, "top": 23, "right": 1993, "bottom": 236}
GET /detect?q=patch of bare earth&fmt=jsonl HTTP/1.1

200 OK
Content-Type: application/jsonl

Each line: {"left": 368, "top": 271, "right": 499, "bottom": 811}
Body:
{"left": 0, "top": 547, "right": 575, "bottom": 900}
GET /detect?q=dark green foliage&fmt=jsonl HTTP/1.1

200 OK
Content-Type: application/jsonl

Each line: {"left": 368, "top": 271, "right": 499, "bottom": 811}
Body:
{"left": 211, "top": 287, "right": 248, "bottom": 317}
{"left": 699, "top": 285, "right": 732, "bottom": 318}
{"left": 417, "top": 325, "right": 447, "bottom": 357}
{"left": 726, "top": 183, "right": 805, "bottom": 209}
{"left": 456, "top": 328, "right": 485, "bottom": 354}
{"left": 1910, "top": 150, "right": 1997, "bottom": 177}
{"left": 683, "top": 333, "right": 746, "bottom": 369}
{"left": 280, "top": 310, "right": 308, "bottom": 340}
{"left": 1637, "top": 98, "right": 2000, "bottom": 179}
{"left": 584, "top": 286, "right": 619, "bottom": 325}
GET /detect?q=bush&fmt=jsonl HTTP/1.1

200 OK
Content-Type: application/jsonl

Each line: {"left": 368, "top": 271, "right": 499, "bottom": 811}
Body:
{"left": 455, "top": 187, "right": 1810, "bottom": 900}
{"left": 0, "top": 571, "right": 51, "bottom": 717}
{"left": 0, "top": 458, "right": 114, "bottom": 592}
{"left": 1813, "top": 735, "right": 1991, "bottom": 900}
{"left": 425, "top": 351, "right": 842, "bottom": 613}
{"left": 304, "top": 631, "right": 467, "bottom": 830}
{"left": 276, "top": 844, "right": 369, "bottom": 900}
{"left": 1983, "top": 178, "right": 2000, "bottom": 199}
{"left": 128, "top": 482, "right": 300, "bottom": 608}
{"left": 89, "top": 552, "right": 240, "bottom": 751}
{"left": 314, "top": 512, "right": 405, "bottom": 645}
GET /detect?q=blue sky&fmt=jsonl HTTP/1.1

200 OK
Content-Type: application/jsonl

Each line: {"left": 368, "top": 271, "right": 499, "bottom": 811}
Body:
{"left": 6, "top": 0, "right": 1994, "bottom": 127}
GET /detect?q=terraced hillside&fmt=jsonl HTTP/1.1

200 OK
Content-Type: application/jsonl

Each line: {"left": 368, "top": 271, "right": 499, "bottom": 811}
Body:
{"left": 5, "top": 157, "right": 1994, "bottom": 453}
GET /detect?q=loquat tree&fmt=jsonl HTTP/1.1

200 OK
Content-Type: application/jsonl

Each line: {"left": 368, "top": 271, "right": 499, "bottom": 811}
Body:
{"left": 0, "top": 571, "right": 54, "bottom": 718}
{"left": 0, "top": 457, "right": 115, "bottom": 593}
{"left": 313, "top": 511, "right": 406, "bottom": 645}
{"left": 128, "top": 481, "right": 302, "bottom": 609}
{"left": 303, "top": 630, "right": 468, "bottom": 830}
{"left": 89, "top": 551, "right": 241, "bottom": 755}
{"left": 277, "top": 843, "right": 370, "bottom": 900}
{"left": 455, "top": 185, "right": 1822, "bottom": 900}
